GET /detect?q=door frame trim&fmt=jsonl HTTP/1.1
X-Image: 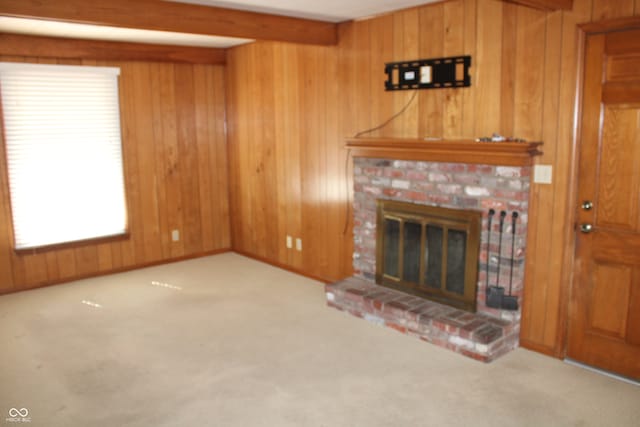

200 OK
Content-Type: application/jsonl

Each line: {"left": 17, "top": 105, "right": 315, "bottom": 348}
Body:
{"left": 580, "top": 16, "right": 640, "bottom": 34}
{"left": 560, "top": 16, "right": 640, "bottom": 358}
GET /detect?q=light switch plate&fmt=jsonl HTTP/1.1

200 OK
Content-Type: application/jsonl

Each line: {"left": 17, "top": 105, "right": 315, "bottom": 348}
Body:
{"left": 534, "top": 165, "right": 552, "bottom": 184}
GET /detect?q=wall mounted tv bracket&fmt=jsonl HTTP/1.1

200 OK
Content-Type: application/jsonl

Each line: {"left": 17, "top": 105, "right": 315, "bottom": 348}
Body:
{"left": 384, "top": 56, "right": 471, "bottom": 91}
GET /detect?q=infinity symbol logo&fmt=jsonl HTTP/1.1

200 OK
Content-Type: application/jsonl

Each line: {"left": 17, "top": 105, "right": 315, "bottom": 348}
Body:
{"left": 8, "top": 408, "right": 28, "bottom": 417}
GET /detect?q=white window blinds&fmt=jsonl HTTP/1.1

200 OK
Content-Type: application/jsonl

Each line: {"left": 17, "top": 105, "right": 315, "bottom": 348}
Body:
{"left": 0, "top": 62, "right": 127, "bottom": 250}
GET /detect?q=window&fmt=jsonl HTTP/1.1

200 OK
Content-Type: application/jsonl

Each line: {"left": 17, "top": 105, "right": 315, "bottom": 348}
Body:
{"left": 0, "top": 62, "right": 127, "bottom": 250}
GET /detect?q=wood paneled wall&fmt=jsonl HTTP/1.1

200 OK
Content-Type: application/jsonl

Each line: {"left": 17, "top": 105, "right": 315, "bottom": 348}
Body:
{"left": 2, "top": 0, "right": 638, "bottom": 352}
{"left": 226, "top": 0, "right": 640, "bottom": 356}
{"left": 520, "top": 0, "right": 640, "bottom": 355}
{"left": 0, "top": 58, "right": 230, "bottom": 293}
{"left": 226, "top": 42, "right": 352, "bottom": 281}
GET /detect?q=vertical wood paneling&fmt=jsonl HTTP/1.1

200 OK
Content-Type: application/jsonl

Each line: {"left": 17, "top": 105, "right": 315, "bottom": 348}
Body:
{"left": 354, "top": 20, "right": 372, "bottom": 135}
{"left": 513, "top": 7, "right": 546, "bottom": 140}
{"left": 149, "top": 67, "right": 171, "bottom": 259}
{"left": 210, "top": 67, "right": 231, "bottom": 250}
{"left": 337, "top": 23, "right": 357, "bottom": 275}
{"left": 0, "top": 56, "right": 230, "bottom": 292}
{"left": 22, "top": 253, "right": 49, "bottom": 287}
{"left": 521, "top": 9, "right": 562, "bottom": 347}
{"left": 130, "top": 61, "right": 162, "bottom": 263}
{"left": 461, "top": 0, "right": 478, "bottom": 137}
{"left": 226, "top": 0, "right": 640, "bottom": 356}
{"left": 193, "top": 65, "right": 214, "bottom": 253}
{"left": 175, "top": 64, "right": 203, "bottom": 255}
{"left": 271, "top": 43, "right": 289, "bottom": 265}
{"left": 225, "top": 51, "right": 241, "bottom": 249}
{"left": 370, "top": 15, "right": 394, "bottom": 137}
{"left": 591, "top": 0, "right": 635, "bottom": 20}
{"left": 0, "top": 88, "right": 16, "bottom": 290}
{"left": 396, "top": 10, "right": 420, "bottom": 137}
{"left": 74, "top": 246, "right": 99, "bottom": 277}
{"left": 56, "top": 249, "right": 77, "bottom": 280}
{"left": 259, "top": 44, "right": 278, "bottom": 261}
{"left": 245, "top": 46, "right": 261, "bottom": 256}
{"left": 501, "top": 2, "right": 518, "bottom": 136}
{"left": 155, "top": 64, "right": 185, "bottom": 260}
{"left": 390, "top": 13, "right": 406, "bottom": 138}
{"left": 0, "top": 193, "right": 14, "bottom": 290}
{"left": 443, "top": 0, "right": 466, "bottom": 138}
{"left": 118, "top": 61, "right": 144, "bottom": 267}
{"left": 277, "top": 44, "right": 295, "bottom": 266}
{"left": 521, "top": 0, "right": 594, "bottom": 355}
{"left": 418, "top": 4, "right": 445, "bottom": 138}
{"left": 286, "top": 46, "right": 303, "bottom": 270}
{"left": 475, "top": 0, "right": 503, "bottom": 136}
{"left": 547, "top": 0, "right": 594, "bottom": 353}
{"left": 2, "top": 0, "right": 627, "bottom": 354}
{"left": 44, "top": 252, "right": 60, "bottom": 280}
{"left": 325, "top": 44, "right": 349, "bottom": 278}
{"left": 248, "top": 45, "right": 265, "bottom": 258}
{"left": 300, "top": 46, "right": 323, "bottom": 273}
{"left": 227, "top": 41, "right": 349, "bottom": 281}
{"left": 96, "top": 242, "right": 113, "bottom": 272}
{"left": 338, "top": 23, "right": 357, "bottom": 139}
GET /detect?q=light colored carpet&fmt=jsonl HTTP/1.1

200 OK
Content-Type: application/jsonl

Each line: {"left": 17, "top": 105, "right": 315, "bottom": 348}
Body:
{"left": 0, "top": 253, "right": 638, "bottom": 427}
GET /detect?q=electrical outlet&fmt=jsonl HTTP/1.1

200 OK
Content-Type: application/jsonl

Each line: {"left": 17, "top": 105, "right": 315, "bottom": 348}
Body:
{"left": 534, "top": 165, "right": 553, "bottom": 184}
{"left": 171, "top": 229, "right": 180, "bottom": 242}
{"left": 295, "top": 238, "right": 302, "bottom": 252}
{"left": 286, "top": 235, "right": 292, "bottom": 249}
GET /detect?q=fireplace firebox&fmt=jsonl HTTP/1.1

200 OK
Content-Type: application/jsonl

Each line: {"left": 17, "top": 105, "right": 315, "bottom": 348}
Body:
{"left": 376, "top": 200, "right": 481, "bottom": 312}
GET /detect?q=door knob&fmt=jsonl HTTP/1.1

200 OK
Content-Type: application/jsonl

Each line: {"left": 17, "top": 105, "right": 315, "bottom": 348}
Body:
{"left": 581, "top": 200, "right": 593, "bottom": 211}
{"left": 580, "top": 223, "right": 594, "bottom": 233}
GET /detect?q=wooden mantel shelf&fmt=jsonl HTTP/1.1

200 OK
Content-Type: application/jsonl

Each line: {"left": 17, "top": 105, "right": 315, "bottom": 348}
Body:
{"left": 346, "top": 137, "right": 543, "bottom": 167}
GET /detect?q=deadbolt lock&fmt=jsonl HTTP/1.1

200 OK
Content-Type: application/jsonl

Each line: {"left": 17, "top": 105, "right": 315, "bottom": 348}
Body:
{"left": 581, "top": 200, "right": 593, "bottom": 211}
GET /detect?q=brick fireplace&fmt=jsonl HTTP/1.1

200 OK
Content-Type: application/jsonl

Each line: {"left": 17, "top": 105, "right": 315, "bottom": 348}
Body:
{"left": 326, "top": 138, "right": 541, "bottom": 362}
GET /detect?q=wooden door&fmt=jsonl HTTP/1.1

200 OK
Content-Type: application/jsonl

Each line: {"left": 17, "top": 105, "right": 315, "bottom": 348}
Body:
{"left": 567, "top": 28, "right": 640, "bottom": 380}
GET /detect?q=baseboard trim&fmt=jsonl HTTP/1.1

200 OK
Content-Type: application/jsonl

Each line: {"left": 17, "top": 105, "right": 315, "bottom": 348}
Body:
{"left": 232, "top": 249, "right": 333, "bottom": 284}
{"left": 0, "top": 248, "right": 232, "bottom": 296}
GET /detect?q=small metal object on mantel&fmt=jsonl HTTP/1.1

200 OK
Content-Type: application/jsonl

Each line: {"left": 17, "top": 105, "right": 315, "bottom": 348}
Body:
{"left": 476, "top": 133, "right": 527, "bottom": 143}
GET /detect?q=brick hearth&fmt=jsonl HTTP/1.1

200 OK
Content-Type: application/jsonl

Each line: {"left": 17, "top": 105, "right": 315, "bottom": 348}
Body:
{"left": 326, "top": 157, "right": 531, "bottom": 362}
{"left": 326, "top": 277, "right": 519, "bottom": 362}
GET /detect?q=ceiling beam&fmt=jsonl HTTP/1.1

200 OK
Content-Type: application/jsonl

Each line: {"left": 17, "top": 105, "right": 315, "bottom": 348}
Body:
{"left": 503, "top": 0, "right": 573, "bottom": 11}
{"left": 0, "top": 0, "right": 338, "bottom": 46}
{"left": 0, "top": 33, "right": 226, "bottom": 64}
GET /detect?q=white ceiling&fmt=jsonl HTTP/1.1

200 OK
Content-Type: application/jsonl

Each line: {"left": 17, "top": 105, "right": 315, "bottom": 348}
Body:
{"left": 0, "top": 0, "right": 440, "bottom": 48}
{"left": 0, "top": 17, "right": 254, "bottom": 48}
{"left": 170, "top": 0, "right": 440, "bottom": 23}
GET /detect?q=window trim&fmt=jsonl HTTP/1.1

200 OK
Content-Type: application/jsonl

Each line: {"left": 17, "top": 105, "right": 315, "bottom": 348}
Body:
{"left": 12, "top": 232, "right": 131, "bottom": 256}
{"left": 0, "top": 61, "right": 130, "bottom": 252}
